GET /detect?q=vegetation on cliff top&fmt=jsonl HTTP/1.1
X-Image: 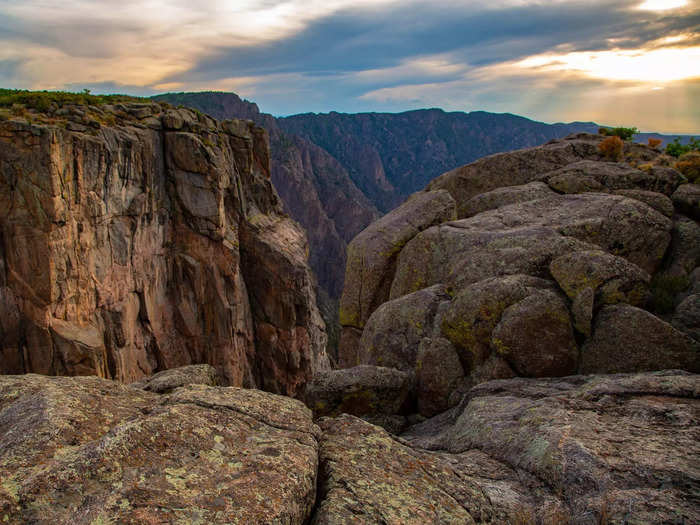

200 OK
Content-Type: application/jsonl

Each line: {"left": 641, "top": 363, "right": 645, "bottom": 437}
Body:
{"left": 0, "top": 88, "right": 142, "bottom": 111}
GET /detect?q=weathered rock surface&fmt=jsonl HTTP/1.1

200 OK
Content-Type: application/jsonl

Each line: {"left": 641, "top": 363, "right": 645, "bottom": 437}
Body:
{"left": 339, "top": 133, "right": 694, "bottom": 414}
{"left": 304, "top": 364, "right": 414, "bottom": 422}
{"left": 0, "top": 373, "right": 320, "bottom": 524}
{"left": 0, "top": 104, "right": 328, "bottom": 395}
{"left": 672, "top": 183, "right": 700, "bottom": 220}
{"left": 130, "top": 363, "right": 222, "bottom": 393}
{"left": 338, "top": 190, "right": 455, "bottom": 359}
{"left": 402, "top": 370, "right": 700, "bottom": 525}
{"left": 581, "top": 304, "right": 698, "bottom": 373}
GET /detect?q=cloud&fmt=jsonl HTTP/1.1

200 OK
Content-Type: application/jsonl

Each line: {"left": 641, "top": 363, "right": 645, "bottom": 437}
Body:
{"left": 0, "top": 0, "right": 698, "bottom": 131}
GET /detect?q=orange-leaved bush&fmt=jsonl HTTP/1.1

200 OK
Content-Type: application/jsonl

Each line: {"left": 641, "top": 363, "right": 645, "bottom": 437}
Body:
{"left": 648, "top": 138, "right": 662, "bottom": 149}
{"left": 675, "top": 151, "right": 700, "bottom": 183}
{"left": 598, "top": 136, "right": 623, "bottom": 160}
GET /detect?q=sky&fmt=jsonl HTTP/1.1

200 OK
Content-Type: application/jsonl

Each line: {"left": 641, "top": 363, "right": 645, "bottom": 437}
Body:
{"left": 0, "top": 0, "right": 699, "bottom": 133}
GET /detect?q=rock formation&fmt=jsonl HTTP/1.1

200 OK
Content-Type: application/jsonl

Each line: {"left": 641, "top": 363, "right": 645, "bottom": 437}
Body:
{"left": 2, "top": 369, "right": 697, "bottom": 524}
{"left": 337, "top": 133, "right": 699, "bottom": 417}
{"left": 0, "top": 101, "right": 328, "bottom": 396}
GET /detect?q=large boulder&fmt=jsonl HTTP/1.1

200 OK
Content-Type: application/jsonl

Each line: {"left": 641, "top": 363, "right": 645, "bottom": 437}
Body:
{"left": 313, "top": 415, "right": 558, "bottom": 524}
{"left": 303, "top": 365, "right": 414, "bottom": 423}
{"left": 390, "top": 193, "right": 671, "bottom": 299}
{"left": 130, "top": 364, "right": 222, "bottom": 393}
{"left": 462, "top": 181, "right": 554, "bottom": 217}
{"left": 0, "top": 374, "right": 320, "bottom": 524}
{"left": 580, "top": 304, "right": 698, "bottom": 374}
{"left": 409, "top": 371, "right": 700, "bottom": 524}
{"left": 672, "top": 183, "right": 700, "bottom": 220}
{"left": 538, "top": 160, "right": 684, "bottom": 195}
{"left": 353, "top": 284, "right": 450, "bottom": 370}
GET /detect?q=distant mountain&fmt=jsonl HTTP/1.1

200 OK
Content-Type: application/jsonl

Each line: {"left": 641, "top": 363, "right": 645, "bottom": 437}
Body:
{"left": 279, "top": 110, "right": 603, "bottom": 212}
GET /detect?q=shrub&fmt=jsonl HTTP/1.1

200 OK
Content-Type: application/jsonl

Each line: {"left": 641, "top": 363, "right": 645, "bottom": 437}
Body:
{"left": 647, "top": 138, "right": 662, "bottom": 149}
{"left": 0, "top": 89, "right": 142, "bottom": 113}
{"left": 665, "top": 137, "right": 700, "bottom": 158}
{"left": 598, "top": 136, "right": 623, "bottom": 160}
{"left": 675, "top": 151, "right": 700, "bottom": 183}
{"left": 598, "top": 126, "right": 638, "bottom": 141}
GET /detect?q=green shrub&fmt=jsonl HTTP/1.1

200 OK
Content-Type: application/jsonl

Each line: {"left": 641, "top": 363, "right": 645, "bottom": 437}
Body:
{"left": 0, "top": 89, "right": 142, "bottom": 112}
{"left": 598, "top": 126, "right": 638, "bottom": 141}
{"left": 665, "top": 137, "right": 700, "bottom": 158}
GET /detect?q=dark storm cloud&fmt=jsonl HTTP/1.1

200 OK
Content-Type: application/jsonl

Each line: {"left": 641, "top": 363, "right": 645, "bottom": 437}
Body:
{"left": 172, "top": 0, "right": 700, "bottom": 83}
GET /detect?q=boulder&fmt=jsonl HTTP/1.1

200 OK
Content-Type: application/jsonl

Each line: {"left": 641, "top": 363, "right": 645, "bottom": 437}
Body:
{"left": 414, "top": 371, "right": 700, "bottom": 524}
{"left": 313, "top": 415, "right": 557, "bottom": 524}
{"left": 390, "top": 193, "right": 671, "bottom": 299}
{"left": 339, "top": 190, "right": 456, "bottom": 330}
{"left": 612, "top": 189, "right": 674, "bottom": 217}
{"left": 462, "top": 181, "right": 554, "bottom": 217}
{"left": 539, "top": 160, "right": 683, "bottom": 195}
{"left": 355, "top": 284, "right": 450, "bottom": 370}
{"left": 549, "top": 250, "right": 650, "bottom": 308}
{"left": 672, "top": 294, "right": 700, "bottom": 342}
{"left": 581, "top": 304, "right": 699, "bottom": 373}
{"left": 0, "top": 374, "right": 320, "bottom": 524}
{"left": 130, "top": 364, "right": 222, "bottom": 393}
{"left": 303, "top": 365, "right": 414, "bottom": 422}
{"left": 491, "top": 290, "right": 578, "bottom": 377}
{"left": 427, "top": 133, "right": 602, "bottom": 217}
{"left": 415, "top": 337, "right": 465, "bottom": 417}
{"left": 672, "top": 183, "right": 700, "bottom": 220}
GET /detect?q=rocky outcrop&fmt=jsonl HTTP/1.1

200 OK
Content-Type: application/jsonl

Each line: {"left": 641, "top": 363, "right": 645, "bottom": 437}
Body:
{"left": 0, "top": 373, "right": 320, "bottom": 524}
{"left": 338, "top": 133, "right": 698, "bottom": 416}
{"left": 0, "top": 102, "right": 328, "bottom": 395}
{"left": 401, "top": 370, "right": 700, "bottom": 525}
{"left": 4, "top": 369, "right": 696, "bottom": 524}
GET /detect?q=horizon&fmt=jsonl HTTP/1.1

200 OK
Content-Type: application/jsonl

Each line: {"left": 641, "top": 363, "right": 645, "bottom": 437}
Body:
{"left": 1, "top": 1, "right": 699, "bottom": 133}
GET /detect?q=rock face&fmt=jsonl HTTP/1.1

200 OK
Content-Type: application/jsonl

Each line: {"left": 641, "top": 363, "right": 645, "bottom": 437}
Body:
{"left": 4, "top": 370, "right": 696, "bottom": 524}
{"left": 0, "top": 373, "right": 320, "bottom": 524}
{"left": 0, "top": 102, "right": 328, "bottom": 395}
{"left": 338, "top": 133, "right": 698, "bottom": 416}
{"left": 401, "top": 370, "right": 700, "bottom": 525}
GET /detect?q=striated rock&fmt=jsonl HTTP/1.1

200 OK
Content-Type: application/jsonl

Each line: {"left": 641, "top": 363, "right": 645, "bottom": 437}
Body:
{"left": 672, "top": 183, "right": 700, "bottom": 220}
{"left": 412, "top": 371, "right": 700, "bottom": 524}
{"left": 581, "top": 304, "right": 698, "bottom": 373}
{"left": 130, "top": 364, "right": 222, "bottom": 393}
{"left": 0, "top": 374, "right": 320, "bottom": 524}
{"left": 304, "top": 365, "right": 414, "bottom": 424}
{"left": 338, "top": 190, "right": 455, "bottom": 341}
{"left": 0, "top": 105, "right": 328, "bottom": 395}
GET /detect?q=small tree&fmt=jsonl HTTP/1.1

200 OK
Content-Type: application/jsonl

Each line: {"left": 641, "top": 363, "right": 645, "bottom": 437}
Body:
{"left": 598, "top": 136, "right": 624, "bottom": 160}
{"left": 666, "top": 137, "right": 700, "bottom": 158}
{"left": 598, "top": 126, "right": 638, "bottom": 141}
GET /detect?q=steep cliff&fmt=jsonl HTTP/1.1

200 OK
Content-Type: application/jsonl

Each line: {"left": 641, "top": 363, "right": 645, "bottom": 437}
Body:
{"left": 0, "top": 99, "right": 328, "bottom": 395}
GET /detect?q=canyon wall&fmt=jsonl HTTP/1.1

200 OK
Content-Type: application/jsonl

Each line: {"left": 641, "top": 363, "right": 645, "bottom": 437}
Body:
{"left": 0, "top": 102, "right": 328, "bottom": 396}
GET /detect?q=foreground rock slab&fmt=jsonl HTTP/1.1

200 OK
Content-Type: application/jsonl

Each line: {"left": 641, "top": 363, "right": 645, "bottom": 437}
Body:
{"left": 405, "top": 370, "right": 700, "bottom": 524}
{"left": 0, "top": 374, "right": 319, "bottom": 524}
